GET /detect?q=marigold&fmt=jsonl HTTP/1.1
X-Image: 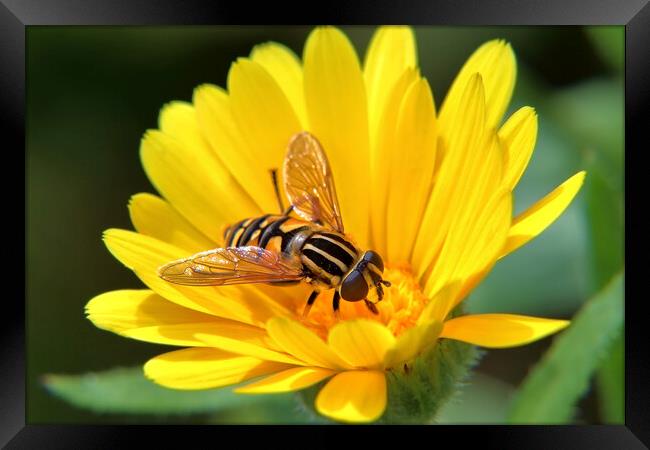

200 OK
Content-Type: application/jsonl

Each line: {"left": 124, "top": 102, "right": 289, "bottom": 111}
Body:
{"left": 87, "top": 26, "right": 585, "bottom": 423}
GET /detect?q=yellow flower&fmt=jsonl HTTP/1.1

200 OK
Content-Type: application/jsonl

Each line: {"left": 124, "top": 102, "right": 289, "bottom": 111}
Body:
{"left": 86, "top": 26, "right": 585, "bottom": 423}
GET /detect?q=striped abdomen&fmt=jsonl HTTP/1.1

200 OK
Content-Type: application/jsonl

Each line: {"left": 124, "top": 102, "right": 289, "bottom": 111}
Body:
{"left": 224, "top": 216, "right": 361, "bottom": 289}
{"left": 300, "top": 231, "right": 359, "bottom": 287}
{"left": 223, "top": 214, "right": 312, "bottom": 256}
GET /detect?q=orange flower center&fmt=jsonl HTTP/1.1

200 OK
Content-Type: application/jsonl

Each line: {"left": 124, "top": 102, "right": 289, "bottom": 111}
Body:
{"left": 296, "top": 264, "right": 428, "bottom": 339}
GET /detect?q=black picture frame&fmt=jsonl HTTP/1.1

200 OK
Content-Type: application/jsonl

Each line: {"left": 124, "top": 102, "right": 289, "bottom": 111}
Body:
{"left": 7, "top": 0, "right": 645, "bottom": 447}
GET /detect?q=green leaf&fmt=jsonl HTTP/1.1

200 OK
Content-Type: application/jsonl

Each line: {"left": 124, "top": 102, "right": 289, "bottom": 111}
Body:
{"left": 547, "top": 78, "right": 624, "bottom": 424}
{"left": 585, "top": 169, "right": 624, "bottom": 289}
{"left": 43, "top": 366, "right": 297, "bottom": 416}
{"left": 596, "top": 331, "right": 624, "bottom": 423}
{"left": 507, "top": 272, "right": 624, "bottom": 423}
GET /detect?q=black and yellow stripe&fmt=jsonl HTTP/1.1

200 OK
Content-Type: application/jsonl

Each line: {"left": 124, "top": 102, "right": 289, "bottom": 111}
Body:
{"left": 224, "top": 214, "right": 311, "bottom": 254}
{"left": 300, "top": 232, "right": 359, "bottom": 284}
{"left": 223, "top": 215, "right": 360, "bottom": 289}
{"left": 224, "top": 214, "right": 278, "bottom": 248}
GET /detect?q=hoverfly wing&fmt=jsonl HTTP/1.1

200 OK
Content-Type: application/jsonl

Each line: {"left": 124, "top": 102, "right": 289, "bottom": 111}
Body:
{"left": 158, "top": 246, "right": 304, "bottom": 286}
{"left": 283, "top": 131, "right": 345, "bottom": 233}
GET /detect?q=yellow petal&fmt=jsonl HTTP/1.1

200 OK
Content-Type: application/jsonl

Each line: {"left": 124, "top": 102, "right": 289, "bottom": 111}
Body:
{"left": 415, "top": 75, "right": 505, "bottom": 281}
{"left": 140, "top": 129, "right": 258, "bottom": 242}
{"left": 364, "top": 26, "right": 417, "bottom": 150}
{"left": 124, "top": 323, "right": 257, "bottom": 348}
{"left": 235, "top": 367, "right": 335, "bottom": 394}
{"left": 85, "top": 289, "right": 217, "bottom": 333}
{"left": 424, "top": 188, "right": 512, "bottom": 304}
{"left": 88, "top": 290, "right": 280, "bottom": 350}
{"left": 417, "top": 282, "right": 463, "bottom": 325}
{"left": 128, "top": 193, "right": 215, "bottom": 252}
{"left": 441, "top": 314, "right": 570, "bottom": 348}
{"left": 156, "top": 101, "right": 260, "bottom": 222}
{"left": 228, "top": 58, "right": 301, "bottom": 180}
{"left": 500, "top": 106, "right": 538, "bottom": 190}
{"left": 328, "top": 319, "right": 396, "bottom": 369}
{"left": 250, "top": 42, "right": 307, "bottom": 127}
{"left": 369, "top": 67, "right": 420, "bottom": 253}
{"left": 158, "top": 101, "right": 208, "bottom": 155}
{"left": 385, "top": 76, "right": 437, "bottom": 263}
{"left": 120, "top": 317, "right": 280, "bottom": 350}
{"left": 303, "top": 26, "right": 370, "bottom": 246}
{"left": 412, "top": 74, "right": 486, "bottom": 276}
{"left": 500, "top": 171, "right": 586, "bottom": 257}
{"left": 103, "top": 228, "right": 293, "bottom": 325}
{"left": 266, "top": 317, "right": 349, "bottom": 369}
{"left": 439, "top": 39, "right": 516, "bottom": 131}
{"left": 193, "top": 84, "right": 276, "bottom": 212}
{"left": 383, "top": 320, "right": 442, "bottom": 368}
{"left": 195, "top": 331, "right": 303, "bottom": 366}
{"left": 144, "top": 347, "right": 290, "bottom": 390}
{"left": 315, "top": 370, "right": 386, "bottom": 423}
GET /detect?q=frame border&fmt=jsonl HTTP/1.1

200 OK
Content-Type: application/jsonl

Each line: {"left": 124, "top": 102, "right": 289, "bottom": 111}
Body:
{"left": 8, "top": 0, "right": 646, "bottom": 447}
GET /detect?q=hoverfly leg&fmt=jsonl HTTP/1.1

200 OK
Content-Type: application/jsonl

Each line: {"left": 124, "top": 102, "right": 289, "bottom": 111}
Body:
{"left": 364, "top": 299, "right": 379, "bottom": 315}
{"left": 302, "top": 290, "right": 320, "bottom": 318}
{"left": 269, "top": 168, "right": 285, "bottom": 213}
{"left": 376, "top": 283, "right": 384, "bottom": 302}
{"left": 282, "top": 205, "right": 294, "bottom": 216}
{"left": 378, "top": 280, "right": 391, "bottom": 300}
{"left": 375, "top": 279, "right": 390, "bottom": 304}
{"left": 332, "top": 291, "right": 341, "bottom": 320}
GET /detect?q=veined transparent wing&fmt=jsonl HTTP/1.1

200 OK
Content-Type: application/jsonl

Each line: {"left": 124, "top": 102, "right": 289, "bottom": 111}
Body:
{"left": 158, "top": 246, "right": 304, "bottom": 286}
{"left": 283, "top": 131, "right": 345, "bottom": 233}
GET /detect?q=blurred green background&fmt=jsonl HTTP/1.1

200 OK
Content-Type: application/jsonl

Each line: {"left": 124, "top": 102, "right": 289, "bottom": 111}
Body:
{"left": 27, "top": 26, "right": 624, "bottom": 424}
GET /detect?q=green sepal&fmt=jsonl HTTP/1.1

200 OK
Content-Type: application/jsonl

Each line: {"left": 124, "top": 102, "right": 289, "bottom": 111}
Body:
{"left": 379, "top": 339, "right": 480, "bottom": 424}
{"left": 296, "top": 301, "right": 481, "bottom": 424}
{"left": 381, "top": 303, "right": 481, "bottom": 424}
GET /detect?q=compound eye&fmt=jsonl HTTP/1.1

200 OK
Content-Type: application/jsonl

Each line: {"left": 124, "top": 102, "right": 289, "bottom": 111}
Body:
{"left": 364, "top": 251, "right": 384, "bottom": 272}
{"left": 340, "top": 270, "right": 369, "bottom": 302}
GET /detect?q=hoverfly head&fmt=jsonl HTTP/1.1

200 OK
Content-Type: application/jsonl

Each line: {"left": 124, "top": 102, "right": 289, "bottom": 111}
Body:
{"left": 339, "top": 250, "right": 391, "bottom": 302}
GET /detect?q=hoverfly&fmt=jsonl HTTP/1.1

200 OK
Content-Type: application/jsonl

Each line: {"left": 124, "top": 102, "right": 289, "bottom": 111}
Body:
{"left": 158, "top": 131, "right": 391, "bottom": 317}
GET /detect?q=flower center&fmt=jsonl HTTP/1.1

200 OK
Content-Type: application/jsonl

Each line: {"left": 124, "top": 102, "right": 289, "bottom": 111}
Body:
{"left": 297, "top": 264, "right": 428, "bottom": 339}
